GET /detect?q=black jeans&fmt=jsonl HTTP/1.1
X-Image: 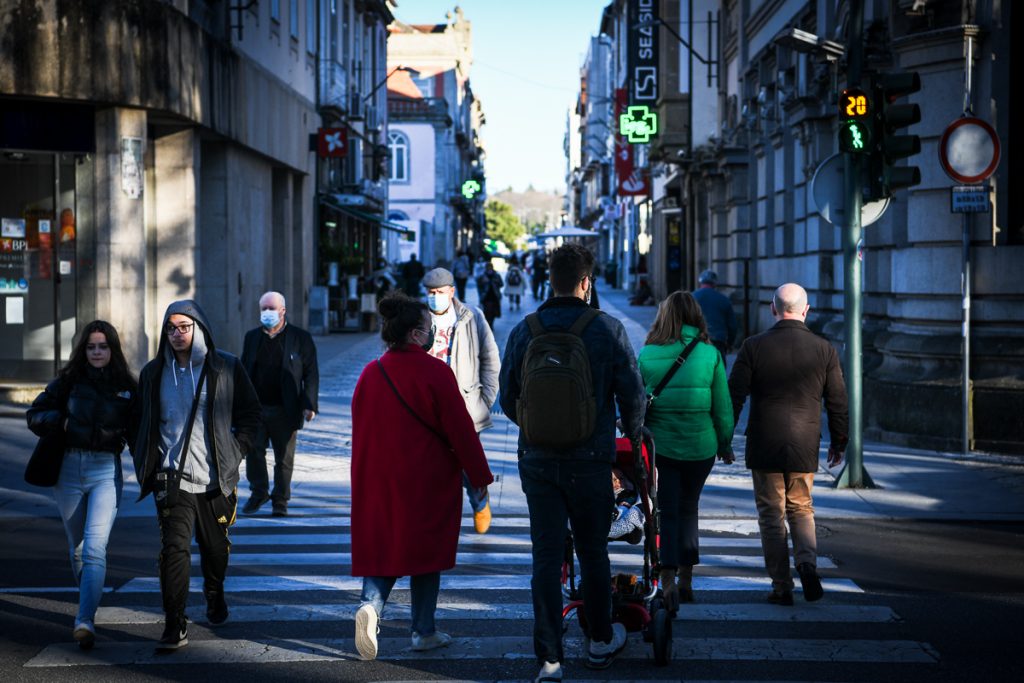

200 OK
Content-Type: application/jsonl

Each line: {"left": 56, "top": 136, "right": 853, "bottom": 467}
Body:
{"left": 246, "top": 405, "right": 298, "bottom": 503}
{"left": 656, "top": 455, "right": 716, "bottom": 567}
{"left": 455, "top": 276, "right": 468, "bottom": 302}
{"left": 158, "top": 489, "right": 234, "bottom": 617}
{"left": 519, "top": 457, "right": 614, "bottom": 664}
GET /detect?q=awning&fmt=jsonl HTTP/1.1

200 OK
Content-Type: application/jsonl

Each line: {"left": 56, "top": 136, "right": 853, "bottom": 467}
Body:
{"left": 320, "top": 195, "right": 413, "bottom": 235}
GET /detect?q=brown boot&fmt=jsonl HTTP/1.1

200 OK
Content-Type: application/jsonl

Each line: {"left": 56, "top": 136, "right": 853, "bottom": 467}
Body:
{"left": 678, "top": 565, "right": 694, "bottom": 603}
{"left": 658, "top": 567, "right": 678, "bottom": 612}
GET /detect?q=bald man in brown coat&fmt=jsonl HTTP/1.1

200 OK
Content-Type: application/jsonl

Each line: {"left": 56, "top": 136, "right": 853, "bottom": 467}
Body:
{"left": 728, "top": 283, "right": 848, "bottom": 605}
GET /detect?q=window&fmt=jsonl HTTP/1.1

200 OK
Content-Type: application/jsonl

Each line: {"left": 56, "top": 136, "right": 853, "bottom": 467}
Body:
{"left": 306, "top": 0, "right": 316, "bottom": 54}
{"left": 388, "top": 131, "right": 409, "bottom": 182}
{"left": 290, "top": 0, "right": 299, "bottom": 38}
{"left": 270, "top": 0, "right": 280, "bottom": 22}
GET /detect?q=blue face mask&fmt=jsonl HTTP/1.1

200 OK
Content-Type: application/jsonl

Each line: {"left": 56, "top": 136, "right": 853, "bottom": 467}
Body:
{"left": 427, "top": 292, "right": 450, "bottom": 313}
{"left": 260, "top": 310, "right": 280, "bottom": 328}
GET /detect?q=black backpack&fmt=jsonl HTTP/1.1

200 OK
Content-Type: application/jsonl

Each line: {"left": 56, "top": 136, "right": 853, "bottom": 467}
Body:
{"left": 507, "top": 269, "right": 522, "bottom": 286}
{"left": 516, "top": 308, "right": 601, "bottom": 448}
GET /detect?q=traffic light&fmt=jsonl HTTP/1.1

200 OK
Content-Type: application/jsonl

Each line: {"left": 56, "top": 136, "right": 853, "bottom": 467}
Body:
{"left": 838, "top": 87, "right": 872, "bottom": 153}
{"left": 867, "top": 71, "right": 922, "bottom": 199}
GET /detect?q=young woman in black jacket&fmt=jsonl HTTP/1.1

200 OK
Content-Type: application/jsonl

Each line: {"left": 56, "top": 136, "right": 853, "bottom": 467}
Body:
{"left": 26, "top": 320, "right": 137, "bottom": 650}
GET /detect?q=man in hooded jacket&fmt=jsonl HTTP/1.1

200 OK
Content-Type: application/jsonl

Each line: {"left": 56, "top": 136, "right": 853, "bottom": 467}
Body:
{"left": 131, "top": 299, "right": 262, "bottom": 652}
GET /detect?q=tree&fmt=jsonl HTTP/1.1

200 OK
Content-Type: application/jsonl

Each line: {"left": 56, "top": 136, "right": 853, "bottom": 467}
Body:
{"left": 484, "top": 199, "right": 526, "bottom": 249}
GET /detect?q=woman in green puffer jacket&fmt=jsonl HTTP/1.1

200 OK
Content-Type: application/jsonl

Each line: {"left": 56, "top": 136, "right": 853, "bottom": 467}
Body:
{"left": 638, "top": 291, "right": 735, "bottom": 611}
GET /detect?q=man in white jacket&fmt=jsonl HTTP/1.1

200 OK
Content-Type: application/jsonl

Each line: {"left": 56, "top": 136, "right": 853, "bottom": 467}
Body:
{"left": 421, "top": 267, "right": 501, "bottom": 533}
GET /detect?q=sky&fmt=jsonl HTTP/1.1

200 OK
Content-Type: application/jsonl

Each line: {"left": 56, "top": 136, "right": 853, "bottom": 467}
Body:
{"left": 393, "top": 1, "right": 611, "bottom": 194}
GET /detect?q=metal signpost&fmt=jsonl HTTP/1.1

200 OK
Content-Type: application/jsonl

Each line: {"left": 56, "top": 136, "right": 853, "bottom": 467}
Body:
{"left": 938, "top": 115, "right": 1000, "bottom": 457}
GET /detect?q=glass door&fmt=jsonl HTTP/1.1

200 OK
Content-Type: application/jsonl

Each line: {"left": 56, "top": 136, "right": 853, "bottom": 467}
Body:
{"left": 0, "top": 151, "right": 79, "bottom": 381}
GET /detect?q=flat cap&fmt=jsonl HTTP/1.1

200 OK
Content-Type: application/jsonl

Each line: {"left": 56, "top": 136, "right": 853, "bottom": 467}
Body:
{"left": 698, "top": 269, "right": 718, "bottom": 285}
{"left": 422, "top": 267, "right": 455, "bottom": 288}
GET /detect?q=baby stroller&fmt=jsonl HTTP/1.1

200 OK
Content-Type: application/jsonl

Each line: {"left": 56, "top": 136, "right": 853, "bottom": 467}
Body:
{"left": 560, "top": 428, "right": 673, "bottom": 666}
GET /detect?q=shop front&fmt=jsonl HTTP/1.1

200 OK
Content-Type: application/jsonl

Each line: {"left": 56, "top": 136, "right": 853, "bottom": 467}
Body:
{"left": 1, "top": 102, "right": 94, "bottom": 381}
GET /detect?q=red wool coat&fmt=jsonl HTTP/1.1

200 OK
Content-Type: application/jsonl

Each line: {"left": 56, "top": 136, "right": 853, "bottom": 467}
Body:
{"left": 350, "top": 344, "right": 493, "bottom": 576}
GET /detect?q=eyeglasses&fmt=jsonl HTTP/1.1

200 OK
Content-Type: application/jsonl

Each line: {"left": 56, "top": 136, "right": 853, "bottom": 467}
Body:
{"left": 165, "top": 323, "right": 194, "bottom": 336}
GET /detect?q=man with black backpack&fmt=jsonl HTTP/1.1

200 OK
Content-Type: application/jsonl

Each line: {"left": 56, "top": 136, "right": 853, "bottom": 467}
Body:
{"left": 499, "top": 243, "right": 646, "bottom": 682}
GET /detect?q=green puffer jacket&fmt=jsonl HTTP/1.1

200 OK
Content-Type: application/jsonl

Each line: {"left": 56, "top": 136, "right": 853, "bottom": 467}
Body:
{"left": 637, "top": 324, "right": 734, "bottom": 461}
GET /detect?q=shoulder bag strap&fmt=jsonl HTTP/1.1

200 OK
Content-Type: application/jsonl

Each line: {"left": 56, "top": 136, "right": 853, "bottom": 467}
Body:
{"left": 525, "top": 312, "right": 545, "bottom": 338}
{"left": 568, "top": 307, "right": 601, "bottom": 337}
{"left": 376, "top": 359, "right": 452, "bottom": 450}
{"left": 170, "top": 364, "right": 208, "bottom": 487}
{"left": 649, "top": 337, "right": 701, "bottom": 404}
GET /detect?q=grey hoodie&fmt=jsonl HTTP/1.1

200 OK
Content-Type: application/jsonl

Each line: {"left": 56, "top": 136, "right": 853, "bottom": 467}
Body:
{"left": 159, "top": 313, "right": 217, "bottom": 493}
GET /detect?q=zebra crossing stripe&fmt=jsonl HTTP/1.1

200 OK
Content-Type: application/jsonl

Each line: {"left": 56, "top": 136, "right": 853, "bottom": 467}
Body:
{"left": 190, "top": 551, "right": 838, "bottom": 569}
{"left": 114, "top": 574, "right": 863, "bottom": 593}
{"left": 214, "top": 532, "right": 764, "bottom": 548}
{"left": 93, "top": 602, "right": 898, "bottom": 625}
{"left": 24, "top": 635, "right": 939, "bottom": 667}
{"left": 229, "top": 515, "right": 764, "bottom": 536}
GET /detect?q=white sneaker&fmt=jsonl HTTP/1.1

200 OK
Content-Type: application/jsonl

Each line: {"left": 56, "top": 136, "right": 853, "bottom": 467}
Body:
{"left": 534, "top": 660, "right": 563, "bottom": 682}
{"left": 354, "top": 604, "right": 379, "bottom": 661}
{"left": 410, "top": 630, "right": 452, "bottom": 651}
{"left": 586, "top": 622, "right": 627, "bottom": 669}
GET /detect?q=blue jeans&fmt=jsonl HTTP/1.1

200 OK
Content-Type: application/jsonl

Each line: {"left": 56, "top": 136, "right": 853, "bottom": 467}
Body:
{"left": 462, "top": 471, "right": 489, "bottom": 513}
{"left": 52, "top": 449, "right": 122, "bottom": 628}
{"left": 360, "top": 572, "right": 441, "bottom": 636}
{"left": 656, "top": 455, "right": 716, "bottom": 567}
{"left": 519, "top": 457, "right": 614, "bottom": 664}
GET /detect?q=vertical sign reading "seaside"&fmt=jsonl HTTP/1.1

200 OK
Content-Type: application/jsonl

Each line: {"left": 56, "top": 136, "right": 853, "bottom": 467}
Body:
{"left": 628, "top": 0, "right": 659, "bottom": 105}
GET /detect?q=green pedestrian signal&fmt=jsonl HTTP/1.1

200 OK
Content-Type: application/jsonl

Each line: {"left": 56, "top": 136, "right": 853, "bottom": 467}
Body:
{"left": 461, "top": 179, "right": 482, "bottom": 200}
{"left": 839, "top": 120, "right": 871, "bottom": 153}
{"left": 618, "top": 105, "right": 658, "bottom": 143}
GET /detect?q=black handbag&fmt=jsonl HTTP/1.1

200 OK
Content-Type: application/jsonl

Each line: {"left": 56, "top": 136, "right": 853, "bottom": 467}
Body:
{"left": 24, "top": 431, "right": 66, "bottom": 487}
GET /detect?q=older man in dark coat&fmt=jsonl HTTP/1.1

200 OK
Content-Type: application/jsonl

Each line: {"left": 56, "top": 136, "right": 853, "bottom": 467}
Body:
{"left": 728, "top": 283, "right": 848, "bottom": 606}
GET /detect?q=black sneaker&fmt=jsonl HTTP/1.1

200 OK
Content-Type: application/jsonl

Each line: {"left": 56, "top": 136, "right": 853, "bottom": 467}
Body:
{"left": 242, "top": 492, "right": 270, "bottom": 515}
{"left": 797, "top": 562, "right": 824, "bottom": 602}
{"left": 272, "top": 501, "right": 288, "bottom": 517}
{"left": 156, "top": 615, "right": 188, "bottom": 652}
{"left": 206, "top": 591, "right": 229, "bottom": 626}
{"left": 767, "top": 589, "right": 794, "bottom": 606}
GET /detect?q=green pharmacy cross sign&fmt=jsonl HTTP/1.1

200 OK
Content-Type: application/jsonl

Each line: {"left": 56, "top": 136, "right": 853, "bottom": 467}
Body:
{"left": 461, "top": 179, "right": 482, "bottom": 200}
{"left": 619, "top": 105, "right": 658, "bottom": 143}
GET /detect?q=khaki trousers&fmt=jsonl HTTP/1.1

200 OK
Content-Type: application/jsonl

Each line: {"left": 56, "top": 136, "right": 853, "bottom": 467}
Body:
{"left": 751, "top": 470, "right": 817, "bottom": 592}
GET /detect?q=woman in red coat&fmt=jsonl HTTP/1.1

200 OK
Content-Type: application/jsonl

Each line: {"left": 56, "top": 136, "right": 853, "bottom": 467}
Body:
{"left": 350, "top": 293, "right": 493, "bottom": 661}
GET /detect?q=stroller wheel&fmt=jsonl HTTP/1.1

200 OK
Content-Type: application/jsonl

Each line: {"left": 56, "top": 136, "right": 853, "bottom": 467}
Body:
{"left": 651, "top": 607, "right": 672, "bottom": 666}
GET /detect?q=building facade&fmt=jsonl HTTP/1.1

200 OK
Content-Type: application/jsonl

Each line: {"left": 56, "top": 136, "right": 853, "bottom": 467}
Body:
{"left": 1, "top": 0, "right": 317, "bottom": 378}
{"left": 386, "top": 7, "right": 486, "bottom": 269}
{"left": 567, "top": 0, "right": 1021, "bottom": 454}
{"left": 313, "top": 0, "right": 396, "bottom": 332}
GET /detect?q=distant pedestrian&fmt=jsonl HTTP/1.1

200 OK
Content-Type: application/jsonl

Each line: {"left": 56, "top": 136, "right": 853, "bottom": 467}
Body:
{"left": 452, "top": 250, "right": 471, "bottom": 301}
{"left": 692, "top": 270, "right": 738, "bottom": 366}
{"left": 476, "top": 262, "right": 504, "bottom": 329}
{"left": 531, "top": 252, "right": 548, "bottom": 299}
{"left": 130, "top": 300, "right": 262, "bottom": 651}
{"left": 350, "top": 293, "right": 493, "bottom": 661}
{"left": 504, "top": 258, "right": 526, "bottom": 311}
{"left": 638, "top": 292, "right": 734, "bottom": 611}
{"left": 240, "top": 291, "right": 319, "bottom": 517}
{"left": 401, "top": 254, "right": 425, "bottom": 298}
{"left": 728, "top": 283, "right": 848, "bottom": 606}
{"left": 499, "top": 243, "right": 646, "bottom": 681}
{"left": 422, "top": 267, "right": 500, "bottom": 533}
{"left": 26, "top": 321, "right": 137, "bottom": 650}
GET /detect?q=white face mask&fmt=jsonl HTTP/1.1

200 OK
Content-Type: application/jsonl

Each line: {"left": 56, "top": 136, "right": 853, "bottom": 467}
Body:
{"left": 427, "top": 292, "right": 450, "bottom": 313}
{"left": 260, "top": 310, "right": 281, "bottom": 328}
